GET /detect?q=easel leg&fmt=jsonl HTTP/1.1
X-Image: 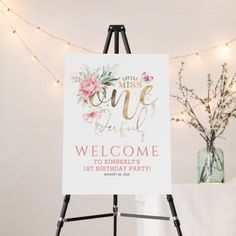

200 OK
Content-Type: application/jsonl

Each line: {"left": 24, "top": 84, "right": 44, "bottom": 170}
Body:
{"left": 120, "top": 28, "right": 131, "bottom": 53}
{"left": 167, "top": 194, "right": 182, "bottom": 236}
{"left": 55, "top": 195, "right": 71, "bottom": 236}
{"left": 113, "top": 195, "right": 118, "bottom": 236}
{"left": 114, "top": 31, "right": 119, "bottom": 54}
{"left": 103, "top": 27, "right": 113, "bottom": 54}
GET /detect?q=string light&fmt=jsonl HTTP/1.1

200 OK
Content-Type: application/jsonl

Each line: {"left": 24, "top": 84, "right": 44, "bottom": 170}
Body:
{"left": 0, "top": 0, "right": 236, "bottom": 96}
{"left": 6, "top": 7, "right": 10, "bottom": 15}
{"left": 64, "top": 42, "right": 70, "bottom": 49}
{"left": 35, "top": 26, "right": 40, "bottom": 33}
{"left": 224, "top": 42, "right": 229, "bottom": 52}
{"left": 195, "top": 52, "right": 200, "bottom": 60}
{"left": 220, "top": 42, "right": 230, "bottom": 58}
{"left": 54, "top": 80, "right": 60, "bottom": 87}
{"left": 11, "top": 29, "right": 16, "bottom": 36}
{"left": 0, "top": 0, "right": 97, "bottom": 53}
{"left": 171, "top": 103, "right": 202, "bottom": 121}
{"left": 1, "top": 0, "right": 236, "bottom": 60}
{"left": 170, "top": 39, "right": 235, "bottom": 61}
{"left": 31, "top": 56, "right": 37, "bottom": 61}
{"left": 0, "top": 9, "right": 63, "bottom": 87}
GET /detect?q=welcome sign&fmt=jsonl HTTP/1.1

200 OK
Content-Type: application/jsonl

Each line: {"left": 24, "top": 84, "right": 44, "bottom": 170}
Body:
{"left": 63, "top": 54, "right": 171, "bottom": 194}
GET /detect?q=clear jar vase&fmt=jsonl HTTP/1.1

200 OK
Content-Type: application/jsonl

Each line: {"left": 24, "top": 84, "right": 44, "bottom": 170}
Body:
{"left": 197, "top": 145, "right": 224, "bottom": 183}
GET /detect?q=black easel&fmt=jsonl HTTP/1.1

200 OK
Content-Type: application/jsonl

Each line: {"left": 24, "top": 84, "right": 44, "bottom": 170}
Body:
{"left": 55, "top": 25, "right": 182, "bottom": 236}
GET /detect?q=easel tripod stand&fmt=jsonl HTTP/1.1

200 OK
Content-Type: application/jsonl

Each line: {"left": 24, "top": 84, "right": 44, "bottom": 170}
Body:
{"left": 55, "top": 25, "right": 182, "bottom": 236}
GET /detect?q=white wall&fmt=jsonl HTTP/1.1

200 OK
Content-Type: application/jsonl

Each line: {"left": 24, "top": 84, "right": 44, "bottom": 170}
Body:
{"left": 1, "top": 0, "right": 236, "bottom": 235}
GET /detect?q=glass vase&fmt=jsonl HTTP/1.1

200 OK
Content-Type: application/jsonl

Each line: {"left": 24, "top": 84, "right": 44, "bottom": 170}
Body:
{"left": 197, "top": 145, "right": 224, "bottom": 183}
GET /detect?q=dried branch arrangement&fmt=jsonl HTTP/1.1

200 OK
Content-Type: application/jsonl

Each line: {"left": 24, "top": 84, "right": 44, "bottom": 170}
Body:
{"left": 172, "top": 62, "right": 236, "bottom": 147}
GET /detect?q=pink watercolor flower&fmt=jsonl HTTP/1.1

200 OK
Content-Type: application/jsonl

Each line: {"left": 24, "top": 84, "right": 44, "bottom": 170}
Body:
{"left": 83, "top": 110, "right": 102, "bottom": 123}
{"left": 78, "top": 77, "right": 101, "bottom": 101}
{"left": 141, "top": 72, "right": 154, "bottom": 83}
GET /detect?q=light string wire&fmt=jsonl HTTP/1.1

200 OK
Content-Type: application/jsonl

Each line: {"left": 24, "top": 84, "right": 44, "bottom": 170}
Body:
{"left": 0, "top": 9, "right": 63, "bottom": 86}
{"left": 0, "top": 7, "right": 203, "bottom": 119}
{"left": 1, "top": 0, "right": 236, "bottom": 60}
{"left": 0, "top": 8, "right": 216, "bottom": 120}
{"left": 0, "top": 0, "right": 98, "bottom": 54}
{"left": 0, "top": 1, "right": 235, "bottom": 118}
{"left": 170, "top": 38, "right": 236, "bottom": 60}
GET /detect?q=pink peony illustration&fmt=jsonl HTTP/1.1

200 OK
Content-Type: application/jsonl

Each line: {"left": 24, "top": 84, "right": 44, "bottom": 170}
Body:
{"left": 83, "top": 111, "right": 102, "bottom": 123}
{"left": 78, "top": 77, "right": 101, "bottom": 101}
{"left": 141, "top": 72, "right": 154, "bottom": 83}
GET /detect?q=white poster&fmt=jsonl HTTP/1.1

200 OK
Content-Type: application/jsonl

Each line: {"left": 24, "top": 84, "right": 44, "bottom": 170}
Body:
{"left": 63, "top": 54, "right": 171, "bottom": 194}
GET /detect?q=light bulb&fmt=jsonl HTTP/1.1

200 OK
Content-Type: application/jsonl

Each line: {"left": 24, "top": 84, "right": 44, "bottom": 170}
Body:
{"left": 35, "top": 27, "right": 40, "bottom": 33}
{"left": 224, "top": 42, "right": 229, "bottom": 52}
{"left": 220, "top": 42, "right": 230, "bottom": 58}
{"left": 11, "top": 30, "right": 16, "bottom": 36}
{"left": 65, "top": 42, "right": 70, "bottom": 49}
{"left": 196, "top": 52, "right": 200, "bottom": 60}
{"left": 222, "top": 42, "right": 229, "bottom": 54}
{"left": 6, "top": 8, "right": 10, "bottom": 15}
{"left": 54, "top": 80, "right": 60, "bottom": 86}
